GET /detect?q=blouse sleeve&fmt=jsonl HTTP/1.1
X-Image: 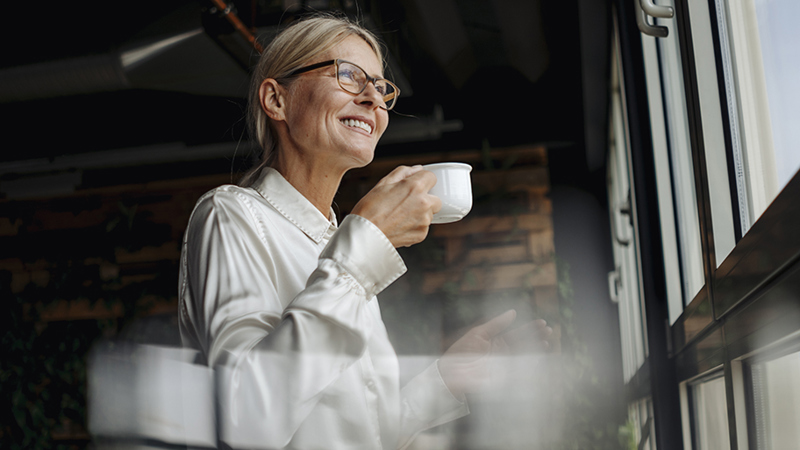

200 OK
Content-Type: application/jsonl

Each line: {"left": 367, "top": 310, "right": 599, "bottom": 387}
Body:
{"left": 179, "top": 189, "right": 406, "bottom": 448}
{"left": 397, "top": 361, "right": 470, "bottom": 449}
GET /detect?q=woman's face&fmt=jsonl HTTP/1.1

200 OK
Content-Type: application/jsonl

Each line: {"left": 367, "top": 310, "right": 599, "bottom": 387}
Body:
{"left": 279, "top": 35, "right": 389, "bottom": 171}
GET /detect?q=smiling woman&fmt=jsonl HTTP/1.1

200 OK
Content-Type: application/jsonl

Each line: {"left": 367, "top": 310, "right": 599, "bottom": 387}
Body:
{"left": 257, "top": 34, "right": 391, "bottom": 202}
{"left": 177, "top": 13, "right": 551, "bottom": 450}
{"left": 240, "top": 15, "right": 387, "bottom": 187}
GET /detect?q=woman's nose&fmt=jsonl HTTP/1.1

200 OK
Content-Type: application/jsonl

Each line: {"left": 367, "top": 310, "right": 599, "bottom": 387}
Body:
{"left": 357, "top": 82, "right": 384, "bottom": 109}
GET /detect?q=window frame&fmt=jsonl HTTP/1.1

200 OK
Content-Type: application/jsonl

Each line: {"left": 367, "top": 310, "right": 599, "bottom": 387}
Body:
{"left": 612, "top": 0, "right": 800, "bottom": 449}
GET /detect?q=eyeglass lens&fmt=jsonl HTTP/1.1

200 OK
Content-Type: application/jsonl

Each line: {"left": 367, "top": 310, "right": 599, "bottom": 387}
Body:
{"left": 336, "top": 61, "right": 398, "bottom": 110}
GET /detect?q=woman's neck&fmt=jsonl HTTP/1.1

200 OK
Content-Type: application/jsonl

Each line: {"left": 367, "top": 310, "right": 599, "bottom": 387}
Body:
{"left": 271, "top": 153, "right": 346, "bottom": 220}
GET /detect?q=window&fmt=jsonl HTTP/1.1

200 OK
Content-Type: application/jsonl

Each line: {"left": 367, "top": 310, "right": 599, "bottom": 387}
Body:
{"left": 747, "top": 349, "right": 800, "bottom": 449}
{"left": 714, "top": 0, "right": 800, "bottom": 234}
{"left": 608, "top": 27, "right": 647, "bottom": 382}
{"left": 628, "top": 397, "right": 656, "bottom": 450}
{"left": 683, "top": 373, "right": 730, "bottom": 450}
{"left": 686, "top": 0, "right": 737, "bottom": 266}
{"left": 641, "top": 0, "right": 705, "bottom": 323}
{"left": 617, "top": 0, "right": 800, "bottom": 449}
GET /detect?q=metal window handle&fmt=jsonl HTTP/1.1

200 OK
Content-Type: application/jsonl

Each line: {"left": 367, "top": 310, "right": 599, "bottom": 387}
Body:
{"left": 608, "top": 269, "right": 621, "bottom": 304}
{"left": 641, "top": 0, "right": 674, "bottom": 19}
{"left": 610, "top": 191, "right": 633, "bottom": 246}
{"left": 635, "top": 0, "right": 669, "bottom": 38}
{"left": 611, "top": 203, "right": 631, "bottom": 245}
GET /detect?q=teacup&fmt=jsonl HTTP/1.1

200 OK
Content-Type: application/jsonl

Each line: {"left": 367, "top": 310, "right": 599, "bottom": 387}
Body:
{"left": 423, "top": 162, "right": 473, "bottom": 224}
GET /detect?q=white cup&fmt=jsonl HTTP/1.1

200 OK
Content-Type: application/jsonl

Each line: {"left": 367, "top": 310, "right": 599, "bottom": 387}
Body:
{"left": 423, "top": 162, "right": 473, "bottom": 224}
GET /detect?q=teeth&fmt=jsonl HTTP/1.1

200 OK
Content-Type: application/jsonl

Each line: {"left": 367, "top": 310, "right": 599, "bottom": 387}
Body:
{"left": 341, "top": 119, "right": 372, "bottom": 134}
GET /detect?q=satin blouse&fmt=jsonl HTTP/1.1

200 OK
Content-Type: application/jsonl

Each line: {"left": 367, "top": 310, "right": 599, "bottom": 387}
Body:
{"left": 178, "top": 167, "right": 468, "bottom": 449}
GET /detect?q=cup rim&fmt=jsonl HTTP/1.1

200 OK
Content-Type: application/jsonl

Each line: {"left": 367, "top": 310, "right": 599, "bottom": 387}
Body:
{"left": 422, "top": 162, "right": 473, "bottom": 172}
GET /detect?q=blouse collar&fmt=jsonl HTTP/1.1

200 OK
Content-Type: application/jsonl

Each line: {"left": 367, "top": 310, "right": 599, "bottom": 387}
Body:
{"left": 251, "top": 167, "right": 337, "bottom": 244}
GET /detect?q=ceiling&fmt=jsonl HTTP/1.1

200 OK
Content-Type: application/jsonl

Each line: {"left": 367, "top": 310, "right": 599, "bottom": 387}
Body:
{"left": 0, "top": 0, "right": 610, "bottom": 193}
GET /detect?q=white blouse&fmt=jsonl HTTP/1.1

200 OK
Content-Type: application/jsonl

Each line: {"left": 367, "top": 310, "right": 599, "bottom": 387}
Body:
{"left": 178, "top": 167, "right": 468, "bottom": 449}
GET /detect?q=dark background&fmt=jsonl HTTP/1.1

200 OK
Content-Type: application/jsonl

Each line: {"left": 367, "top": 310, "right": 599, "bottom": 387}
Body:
{"left": 0, "top": 0, "right": 607, "bottom": 175}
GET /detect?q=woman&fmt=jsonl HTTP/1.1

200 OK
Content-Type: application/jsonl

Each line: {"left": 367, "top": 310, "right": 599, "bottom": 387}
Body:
{"left": 178, "top": 14, "right": 545, "bottom": 449}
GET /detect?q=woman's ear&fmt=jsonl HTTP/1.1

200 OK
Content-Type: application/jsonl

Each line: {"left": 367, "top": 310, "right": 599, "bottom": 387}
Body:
{"left": 259, "top": 79, "right": 286, "bottom": 121}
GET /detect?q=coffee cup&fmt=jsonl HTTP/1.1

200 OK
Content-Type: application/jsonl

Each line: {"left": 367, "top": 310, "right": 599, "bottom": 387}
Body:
{"left": 423, "top": 162, "right": 473, "bottom": 224}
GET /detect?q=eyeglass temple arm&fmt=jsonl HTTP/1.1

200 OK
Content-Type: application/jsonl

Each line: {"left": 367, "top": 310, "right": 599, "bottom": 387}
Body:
{"left": 288, "top": 60, "right": 336, "bottom": 76}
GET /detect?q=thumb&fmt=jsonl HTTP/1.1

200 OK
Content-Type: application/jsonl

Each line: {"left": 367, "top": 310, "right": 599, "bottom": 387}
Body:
{"left": 473, "top": 309, "right": 517, "bottom": 340}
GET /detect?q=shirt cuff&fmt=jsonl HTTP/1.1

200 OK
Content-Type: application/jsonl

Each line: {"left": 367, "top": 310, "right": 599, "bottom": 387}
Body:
{"left": 319, "top": 214, "right": 407, "bottom": 297}
{"left": 401, "top": 359, "right": 470, "bottom": 428}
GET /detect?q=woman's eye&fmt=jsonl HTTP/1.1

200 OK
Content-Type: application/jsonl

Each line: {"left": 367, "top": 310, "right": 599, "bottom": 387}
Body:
{"left": 339, "top": 69, "right": 358, "bottom": 81}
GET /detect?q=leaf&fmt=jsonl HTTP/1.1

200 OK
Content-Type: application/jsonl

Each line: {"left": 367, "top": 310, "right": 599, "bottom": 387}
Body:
{"left": 105, "top": 216, "right": 121, "bottom": 233}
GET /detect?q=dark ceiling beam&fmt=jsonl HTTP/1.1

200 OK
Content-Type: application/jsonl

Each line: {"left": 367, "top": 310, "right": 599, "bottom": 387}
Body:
{"left": 0, "top": 26, "right": 251, "bottom": 104}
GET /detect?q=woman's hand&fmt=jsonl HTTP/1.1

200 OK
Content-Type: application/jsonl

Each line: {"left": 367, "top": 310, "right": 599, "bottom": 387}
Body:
{"left": 438, "top": 310, "right": 553, "bottom": 397}
{"left": 351, "top": 165, "right": 442, "bottom": 248}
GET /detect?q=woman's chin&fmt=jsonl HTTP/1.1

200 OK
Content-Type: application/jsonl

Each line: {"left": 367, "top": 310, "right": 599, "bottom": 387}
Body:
{"left": 343, "top": 147, "right": 376, "bottom": 169}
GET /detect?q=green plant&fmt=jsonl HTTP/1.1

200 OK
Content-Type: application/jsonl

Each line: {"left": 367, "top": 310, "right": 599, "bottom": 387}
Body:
{"left": 2, "top": 201, "right": 176, "bottom": 449}
{"left": 619, "top": 419, "right": 639, "bottom": 450}
{"left": 1, "top": 292, "right": 103, "bottom": 450}
{"left": 554, "top": 257, "right": 628, "bottom": 450}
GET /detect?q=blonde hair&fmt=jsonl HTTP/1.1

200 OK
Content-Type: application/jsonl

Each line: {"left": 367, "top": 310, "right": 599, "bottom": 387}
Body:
{"left": 240, "top": 14, "right": 385, "bottom": 186}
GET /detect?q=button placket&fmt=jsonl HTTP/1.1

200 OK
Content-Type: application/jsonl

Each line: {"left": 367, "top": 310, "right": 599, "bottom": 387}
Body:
{"left": 359, "top": 349, "right": 383, "bottom": 447}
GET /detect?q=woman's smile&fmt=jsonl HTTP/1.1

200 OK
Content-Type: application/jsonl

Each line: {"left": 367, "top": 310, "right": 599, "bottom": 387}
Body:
{"left": 339, "top": 116, "right": 374, "bottom": 135}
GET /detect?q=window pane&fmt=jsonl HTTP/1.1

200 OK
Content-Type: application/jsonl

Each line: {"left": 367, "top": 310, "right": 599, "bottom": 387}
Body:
{"left": 655, "top": 0, "right": 705, "bottom": 305}
{"left": 627, "top": 398, "right": 656, "bottom": 450}
{"left": 687, "top": 0, "right": 737, "bottom": 265}
{"left": 608, "top": 34, "right": 647, "bottom": 381}
{"left": 641, "top": 32, "right": 685, "bottom": 325}
{"left": 751, "top": 351, "right": 800, "bottom": 449}
{"left": 692, "top": 376, "right": 731, "bottom": 450}
{"left": 718, "top": 0, "right": 800, "bottom": 232}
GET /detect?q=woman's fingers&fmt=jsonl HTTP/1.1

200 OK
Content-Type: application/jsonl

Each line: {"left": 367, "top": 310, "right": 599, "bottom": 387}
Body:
{"left": 375, "top": 165, "right": 424, "bottom": 187}
{"left": 501, "top": 319, "right": 553, "bottom": 353}
{"left": 397, "top": 168, "right": 438, "bottom": 193}
{"left": 351, "top": 166, "right": 442, "bottom": 247}
{"left": 438, "top": 310, "right": 516, "bottom": 396}
{"left": 396, "top": 170, "right": 442, "bottom": 216}
{"left": 426, "top": 187, "right": 442, "bottom": 215}
{"left": 472, "top": 310, "right": 517, "bottom": 341}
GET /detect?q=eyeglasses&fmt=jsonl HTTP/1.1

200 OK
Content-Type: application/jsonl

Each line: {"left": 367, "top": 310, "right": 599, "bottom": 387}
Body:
{"left": 287, "top": 59, "right": 400, "bottom": 111}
